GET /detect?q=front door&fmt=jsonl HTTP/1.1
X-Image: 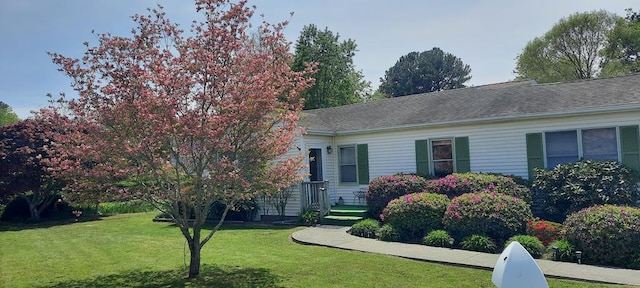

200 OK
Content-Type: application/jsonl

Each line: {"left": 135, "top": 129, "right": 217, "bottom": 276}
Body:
{"left": 308, "top": 148, "right": 323, "bottom": 181}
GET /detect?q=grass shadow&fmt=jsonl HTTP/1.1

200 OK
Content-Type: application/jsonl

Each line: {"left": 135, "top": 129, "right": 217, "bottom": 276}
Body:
{"left": 0, "top": 215, "right": 104, "bottom": 232}
{"left": 40, "top": 264, "right": 284, "bottom": 288}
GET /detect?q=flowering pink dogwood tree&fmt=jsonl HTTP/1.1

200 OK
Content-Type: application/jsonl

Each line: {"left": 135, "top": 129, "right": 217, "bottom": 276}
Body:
{"left": 48, "top": 0, "right": 314, "bottom": 278}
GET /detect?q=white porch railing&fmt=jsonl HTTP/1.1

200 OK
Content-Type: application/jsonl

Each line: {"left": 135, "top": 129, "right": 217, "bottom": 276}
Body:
{"left": 301, "top": 181, "right": 330, "bottom": 217}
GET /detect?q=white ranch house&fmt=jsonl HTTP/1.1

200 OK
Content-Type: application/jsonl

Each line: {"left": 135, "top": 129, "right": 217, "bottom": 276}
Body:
{"left": 270, "top": 74, "right": 640, "bottom": 217}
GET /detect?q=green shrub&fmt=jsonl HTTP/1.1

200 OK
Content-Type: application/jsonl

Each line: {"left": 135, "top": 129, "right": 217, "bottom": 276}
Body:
{"left": 297, "top": 208, "right": 319, "bottom": 225}
{"left": 209, "top": 199, "right": 258, "bottom": 221}
{"left": 443, "top": 192, "right": 532, "bottom": 244}
{"left": 98, "top": 200, "right": 156, "bottom": 215}
{"left": 155, "top": 210, "right": 171, "bottom": 219}
{"left": 349, "top": 219, "right": 380, "bottom": 239}
{"left": 460, "top": 235, "right": 497, "bottom": 253}
{"left": 366, "top": 174, "right": 429, "bottom": 219}
{"left": 532, "top": 160, "right": 640, "bottom": 222}
{"left": 377, "top": 224, "right": 401, "bottom": 242}
{"left": 563, "top": 205, "right": 640, "bottom": 268}
{"left": 427, "top": 173, "right": 532, "bottom": 203}
{"left": 423, "top": 230, "right": 454, "bottom": 248}
{"left": 504, "top": 235, "right": 545, "bottom": 259}
{"left": 547, "top": 239, "right": 574, "bottom": 262}
{"left": 0, "top": 195, "right": 74, "bottom": 222}
{"left": 526, "top": 219, "right": 562, "bottom": 246}
{"left": 0, "top": 196, "right": 30, "bottom": 222}
{"left": 380, "top": 192, "right": 450, "bottom": 241}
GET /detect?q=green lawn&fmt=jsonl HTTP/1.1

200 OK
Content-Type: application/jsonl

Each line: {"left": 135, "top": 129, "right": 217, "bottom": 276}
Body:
{"left": 0, "top": 213, "right": 626, "bottom": 287}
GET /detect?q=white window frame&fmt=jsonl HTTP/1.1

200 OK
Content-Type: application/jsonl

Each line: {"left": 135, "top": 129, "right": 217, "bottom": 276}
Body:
{"left": 430, "top": 138, "right": 455, "bottom": 177}
{"left": 543, "top": 127, "right": 620, "bottom": 168}
{"left": 338, "top": 145, "right": 357, "bottom": 184}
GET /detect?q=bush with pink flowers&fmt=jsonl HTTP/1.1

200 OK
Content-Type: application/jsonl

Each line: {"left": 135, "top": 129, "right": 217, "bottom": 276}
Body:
{"left": 380, "top": 192, "right": 450, "bottom": 241}
{"left": 563, "top": 205, "right": 640, "bottom": 268}
{"left": 426, "top": 173, "right": 531, "bottom": 203}
{"left": 366, "top": 174, "right": 429, "bottom": 219}
{"left": 443, "top": 192, "right": 532, "bottom": 244}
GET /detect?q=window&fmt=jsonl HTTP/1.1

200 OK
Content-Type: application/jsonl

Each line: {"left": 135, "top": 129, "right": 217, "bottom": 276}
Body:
{"left": 544, "top": 128, "right": 618, "bottom": 168}
{"left": 415, "top": 137, "right": 470, "bottom": 177}
{"left": 545, "top": 130, "right": 578, "bottom": 168}
{"left": 432, "top": 139, "right": 454, "bottom": 177}
{"left": 528, "top": 126, "right": 640, "bottom": 178}
{"left": 338, "top": 144, "right": 369, "bottom": 184}
{"left": 582, "top": 128, "right": 617, "bottom": 160}
{"left": 339, "top": 146, "right": 357, "bottom": 183}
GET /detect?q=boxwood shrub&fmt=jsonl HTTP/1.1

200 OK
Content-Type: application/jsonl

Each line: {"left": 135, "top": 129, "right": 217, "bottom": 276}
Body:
{"left": 427, "top": 173, "right": 531, "bottom": 203}
{"left": 504, "top": 235, "right": 545, "bottom": 259}
{"left": 460, "top": 234, "right": 497, "bottom": 253}
{"left": 563, "top": 205, "right": 640, "bottom": 268}
{"left": 443, "top": 192, "right": 532, "bottom": 244}
{"left": 532, "top": 160, "right": 640, "bottom": 222}
{"left": 366, "top": 174, "right": 429, "bottom": 219}
{"left": 547, "top": 239, "right": 574, "bottom": 262}
{"left": 376, "top": 224, "right": 401, "bottom": 242}
{"left": 423, "top": 230, "right": 454, "bottom": 248}
{"left": 380, "top": 192, "right": 450, "bottom": 241}
{"left": 348, "top": 219, "right": 380, "bottom": 239}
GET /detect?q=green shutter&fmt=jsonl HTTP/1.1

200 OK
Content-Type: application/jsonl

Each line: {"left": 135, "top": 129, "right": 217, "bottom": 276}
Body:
{"left": 454, "top": 137, "right": 470, "bottom": 173}
{"left": 415, "top": 140, "right": 430, "bottom": 177}
{"left": 357, "top": 144, "right": 369, "bottom": 185}
{"left": 620, "top": 125, "right": 640, "bottom": 172}
{"left": 526, "top": 133, "right": 545, "bottom": 179}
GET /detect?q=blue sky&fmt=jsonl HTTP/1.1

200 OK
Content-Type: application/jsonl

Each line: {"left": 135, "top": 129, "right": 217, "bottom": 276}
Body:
{"left": 0, "top": 0, "right": 636, "bottom": 119}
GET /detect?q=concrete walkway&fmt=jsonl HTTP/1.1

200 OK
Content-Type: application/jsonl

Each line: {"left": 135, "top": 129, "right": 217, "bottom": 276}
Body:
{"left": 291, "top": 225, "right": 640, "bottom": 287}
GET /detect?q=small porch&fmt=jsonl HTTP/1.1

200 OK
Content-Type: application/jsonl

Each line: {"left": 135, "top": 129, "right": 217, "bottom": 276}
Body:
{"left": 300, "top": 181, "right": 367, "bottom": 226}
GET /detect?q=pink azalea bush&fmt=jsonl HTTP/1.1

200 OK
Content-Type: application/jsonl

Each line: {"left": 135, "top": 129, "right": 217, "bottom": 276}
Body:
{"left": 366, "top": 174, "right": 429, "bottom": 219}
{"left": 563, "top": 205, "right": 640, "bottom": 268}
{"left": 380, "top": 192, "right": 450, "bottom": 241}
{"left": 427, "top": 173, "right": 531, "bottom": 203}
{"left": 443, "top": 192, "right": 532, "bottom": 244}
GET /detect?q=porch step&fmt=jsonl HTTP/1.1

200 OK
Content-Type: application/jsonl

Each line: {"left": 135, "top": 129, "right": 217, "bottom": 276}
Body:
{"left": 322, "top": 215, "right": 363, "bottom": 226}
{"left": 320, "top": 205, "right": 367, "bottom": 226}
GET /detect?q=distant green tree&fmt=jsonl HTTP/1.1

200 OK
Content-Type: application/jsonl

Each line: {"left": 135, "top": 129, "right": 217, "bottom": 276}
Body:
{"left": 379, "top": 48, "right": 471, "bottom": 97}
{"left": 0, "top": 101, "right": 19, "bottom": 126}
{"left": 601, "top": 9, "right": 640, "bottom": 76}
{"left": 514, "top": 10, "right": 619, "bottom": 83}
{"left": 292, "top": 24, "right": 370, "bottom": 109}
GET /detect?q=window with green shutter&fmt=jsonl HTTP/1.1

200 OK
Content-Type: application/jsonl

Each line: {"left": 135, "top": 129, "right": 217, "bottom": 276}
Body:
{"left": 415, "top": 140, "right": 430, "bottom": 176}
{"left": 338, "top": 144, "right": 369, "bottom": 184}
{"left": 620, "top": 125, "right": 640, "bottom": 172}
{"left": 357, "top": 144, "right": 369, "bottom": 185}
{"left": 455, "top": 137, "right": 470, "bottom": 173}
{"left": 415, "top": 137, "right": 470, "bottom": 177}
{"left": 526, "top": 133, "right": 544, "bottom": 179}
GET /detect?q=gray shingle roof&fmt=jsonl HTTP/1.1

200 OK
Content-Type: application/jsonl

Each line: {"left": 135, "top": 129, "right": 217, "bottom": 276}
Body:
{"left": 300, "top": 74, "right": 640, "bottom": 134}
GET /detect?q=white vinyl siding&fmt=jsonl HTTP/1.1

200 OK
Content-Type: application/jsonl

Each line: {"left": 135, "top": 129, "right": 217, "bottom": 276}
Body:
{"left": 317, "top": 110, "right": 639, "bottom": 205}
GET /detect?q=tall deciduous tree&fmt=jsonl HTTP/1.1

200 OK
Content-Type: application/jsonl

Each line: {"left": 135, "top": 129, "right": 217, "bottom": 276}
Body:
{"left": 0, "top": 114, "right": 71, "bottom": 220}
{"left": 292, "top": 24, "right": 370, "bottom": 109}
{"left": 379, "top": 48, "right": 471, "bottom": 97}
{"left": 0, "top": 101, "right": 19, "bottom": 126}
{"left": 48, "top": 0, "right": 314, "bottom": 278}
{"left": 602, "top": 9, "right": 640, "bottom": 76}
{"left": 514, "top": 10, "right": 619, "bottom": 83}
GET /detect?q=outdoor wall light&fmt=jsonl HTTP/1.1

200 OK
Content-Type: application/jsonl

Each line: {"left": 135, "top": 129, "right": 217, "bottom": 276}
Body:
{"left": 575, "top": 251, "right": 582, "bottom": 264}
{"left": 326, "top": 145, "right": 333, "bottom": 154}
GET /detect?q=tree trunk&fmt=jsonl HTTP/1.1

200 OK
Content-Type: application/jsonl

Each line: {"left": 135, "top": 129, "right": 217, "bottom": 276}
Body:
{"left": 27, "top": 201, "right": 41, "bottom": 222}
{"left": 188, "top": 238, "right": 202, "bottom": 278}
